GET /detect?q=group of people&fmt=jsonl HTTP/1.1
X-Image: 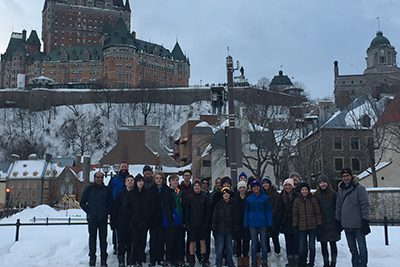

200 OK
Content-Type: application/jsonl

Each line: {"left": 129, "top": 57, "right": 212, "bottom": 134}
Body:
{"left": 79, "top": 162, "right": 370, "bottom": 267}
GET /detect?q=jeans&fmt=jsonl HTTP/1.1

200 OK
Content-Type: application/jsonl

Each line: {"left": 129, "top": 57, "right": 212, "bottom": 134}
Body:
{"left": 298, "top": 229, "right": 316, "bottom": 266}
{"left": 284, "top": 232, "right": 299, "bottom": 256}
{"left": 235, "top": 237, "right": 250, "bottom": 257}
{"left": 215, "top": 233, "right": 234, "bottom": 267}
{"left": 88, "top": 219, "right": 108, "bottom": 261}
{"left": 344, "top": 228, "right": 368, "bottom": 267}
{"left": 249, "top": 227, "right": 268, "bottom": 264}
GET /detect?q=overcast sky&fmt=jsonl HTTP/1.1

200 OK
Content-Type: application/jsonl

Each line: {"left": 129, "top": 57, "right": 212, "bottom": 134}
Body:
{"left": 1, "top": 0, "right": 400, "bottom": 99}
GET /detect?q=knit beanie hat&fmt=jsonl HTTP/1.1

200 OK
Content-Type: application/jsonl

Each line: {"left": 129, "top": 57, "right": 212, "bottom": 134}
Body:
{"left": 299, "top": 182, "right": 311, "bottom": 192}
{"left": 250, "top": 179, "right": 261, "bottom": 188}
{"left": 317, "top": 174, "right": 329, "bottom": 183}
{"left": 221, "top": 186, "right": 231, "bottom": 194}
{"left": 221, "top": 176, "right": 232, "bottom": 186}
{"left": 237, "top": 181, "right": 247, "bottom": 189}
{"left": 261, "top": 176, "right": 272, "bottom": 185}
{"left": 238, "top": 172, "right": 248, "bottom": 181}
{"left": 283, "top": 178, "right": 294, "bottom": 187}
{"left": 341, "top": 168, "right": 353, "bottom": 177}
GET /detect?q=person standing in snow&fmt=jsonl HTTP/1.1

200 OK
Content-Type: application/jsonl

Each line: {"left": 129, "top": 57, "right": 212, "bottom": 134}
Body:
{"left": 244, "top": 179, "right": 273, "bottom": 267}
{"left": 212, "top": 186, "right": 235, "bottom": 267}
{"left": 278, "top": 178, "right": 299, "bottom": 267}
{"left": 261, "top": 177, "right": 281, "bottom": 255}
{"left": 234, "top": 180, "right": 250, "bottom": 267}
{"left": 185, "top": 180, "right": 210, "bottom": 267}
{"left": 314, "top": 174, "right": 340, "bottom": 267}
{"left": 336, "top": 168, "right": 370, "bottom": 267}
{"left": 292, "top": 182, "right": 322, "bottom": 267}
{"left": 112, "top": 175, "right": 135, "bottom": 267}
{"left": 129, "top": 174, "right": 150, "bottom": 267}
{"left": 143, "top": 165, "right": 154, "bottom": 189}
{"left": 108, "top": 161, "right": 130, "bottom": 254}
{"left": 80, "top": 171, "right": 112, "bottom": 267}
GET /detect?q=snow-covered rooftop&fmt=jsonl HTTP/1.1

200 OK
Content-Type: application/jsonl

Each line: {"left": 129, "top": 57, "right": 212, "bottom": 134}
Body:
{"left": 8, "top": 160, "right": 47, "bottom": 179}
{"left": 357, "top": 161, "right": 392, "bottom": 180}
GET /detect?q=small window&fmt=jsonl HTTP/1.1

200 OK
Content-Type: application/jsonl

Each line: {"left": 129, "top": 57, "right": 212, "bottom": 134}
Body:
{"left": 333, "top": 137, "right": 343, "bottom": 150}
{"left": 350, "top": 137, "right": 360, "bottom": 150}
{"left": 334, "top": 158, "right": 344, "bottom": 171}
{"left": 351, "top": 158, "right": 361, "bottom": 172}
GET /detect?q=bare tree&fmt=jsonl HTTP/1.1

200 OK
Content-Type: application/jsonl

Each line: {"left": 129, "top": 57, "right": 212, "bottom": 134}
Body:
{"left": 256, "top": 77, "right": 270, "bottom": 90}
{"left": 59, "top": 113, "right": 103, "bottom": 156}
{"left": 242, "top": 103, "right": 299, "bottom": 185}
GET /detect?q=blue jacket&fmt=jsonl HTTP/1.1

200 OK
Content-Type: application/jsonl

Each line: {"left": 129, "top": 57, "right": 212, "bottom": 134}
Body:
{"left": 80, "top": 183, "right": 112, "bottom": 222}
{"left": 244, "top": 192, "right": 273, "bottom": 228}
{"left": 108, "top": 172, "right": 128, "bottom": 200}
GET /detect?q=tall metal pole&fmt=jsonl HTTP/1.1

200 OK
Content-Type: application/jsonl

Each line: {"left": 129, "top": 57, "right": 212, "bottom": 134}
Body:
{"left": 226, "top": 55, "right": 238, "bottom": 186}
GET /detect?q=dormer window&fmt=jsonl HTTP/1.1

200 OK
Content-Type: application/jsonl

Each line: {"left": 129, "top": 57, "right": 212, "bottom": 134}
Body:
{"left": 33, "top": 171, "right": 39, "bottom": 177}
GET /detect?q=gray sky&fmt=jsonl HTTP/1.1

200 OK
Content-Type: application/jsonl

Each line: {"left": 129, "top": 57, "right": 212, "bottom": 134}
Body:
{"left": 1, "top": 0, "right": 400, "bottom": 99}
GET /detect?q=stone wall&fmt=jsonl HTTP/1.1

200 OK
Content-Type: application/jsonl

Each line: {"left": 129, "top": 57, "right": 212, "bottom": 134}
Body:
{"left": 367, "top": 188, "right": 400, "bottom": 221}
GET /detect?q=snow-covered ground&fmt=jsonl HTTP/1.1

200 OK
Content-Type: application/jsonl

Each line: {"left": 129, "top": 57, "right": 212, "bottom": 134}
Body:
{"left": 0, "top": 205, "right": 398, "bottom": 267}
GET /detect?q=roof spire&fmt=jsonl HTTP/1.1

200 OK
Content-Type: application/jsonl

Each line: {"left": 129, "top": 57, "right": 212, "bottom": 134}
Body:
{"left": 376, "top": 16, "right": 381, "bottom": 32}
{"left": 124, "top": 0, "right": 131, "bottom": 11}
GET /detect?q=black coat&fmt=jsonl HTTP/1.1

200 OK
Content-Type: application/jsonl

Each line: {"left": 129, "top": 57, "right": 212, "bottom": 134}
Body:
{"left": 315, "top": 190, "right": 341, "bottom": 242}
{"left": 185, "top": 192, "right": 209, "bottom": 229}
{"left": 112, "top": 188, "right": 132, "bottom": 228}
{"left": 212, "top": 199, "right": 235, "bottom": 234}
{"left": 234, "top": 194, "right": 249, "bottom": 239}
{"left": 279, "top": 190, "right": 299, "bottom": 234}
{"left": 80, "top": 183, "right": 112, "bottom": 222}
{"left": 148, "top": 183, "right": 175, "bottom": 228}
{"left": 128, "top": 187, "right": 151, "bottom": 227}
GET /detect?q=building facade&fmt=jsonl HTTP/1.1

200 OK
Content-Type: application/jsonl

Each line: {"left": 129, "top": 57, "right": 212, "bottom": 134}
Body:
{"left": 0, "top": 0, "right": 190, "bottom": 89}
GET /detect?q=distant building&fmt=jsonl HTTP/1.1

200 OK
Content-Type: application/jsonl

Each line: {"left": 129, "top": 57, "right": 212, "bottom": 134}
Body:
{"left": 296, "top": 96, "right": 385, "bottom": 187}
{"left": 269, "top": 70, "right": 304, "bottom": 96}
{"left": 100, "top": 126, "right": 178, "bottom": 167}
{"left": 0, "top": 0, "right": 190, "bottom": 89}
{"left": 334, "top": 31, "right": 400, "bottom": 108}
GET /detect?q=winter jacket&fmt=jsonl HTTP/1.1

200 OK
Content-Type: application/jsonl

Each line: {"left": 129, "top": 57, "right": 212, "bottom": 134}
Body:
{"left": 264, "top": 187, "right": 281, "bottom": 231}
{"left": 179, "top": 181, "right": 193, "bottom": 203}
{"left": 279, "top": 190, "right": 298, "bottom": 234}
{"left": 185, "top": 192, "right": 209, "bottom": 230}
{"left": 108, "top": 172, "right": 129, "bottom": 200}
{"left": 234, "top": 194, "right": 249, "bottom": 239}
{"left": 148, "top": 183, "right": 175, "bottom": 228}
{"left": 293, "top": 194, "right": 322, "bottom": 231}
{"left": 243, "top": 192, "right": 273, "bottom": 228}
{"left": 212, "top": 199, "right": 235, "bottom": 234}
{"left": 314, "top": 189, "right": 341, "bottom": 242}
{"left": 80, "top": 183, "right": 112, "bottom": 222}
{"left": 336, "top": 178, "right": 369, "bottom": 229}
{"left": 171, "top": 188, "right": 184, "bottom": 226}
{"left": 128, "top": 187, "right": 151, "bottom": 227}
{"left": 112, "top": 188, "right": 132, "bottom": 228}
{"left": 160, "top": 187, "right": 178, "bottom": 228}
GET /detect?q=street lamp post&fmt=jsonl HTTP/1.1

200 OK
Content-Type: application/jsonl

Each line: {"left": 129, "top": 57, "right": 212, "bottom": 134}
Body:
{"left": 226, "top": 55, "right": 239, "bottom": 187}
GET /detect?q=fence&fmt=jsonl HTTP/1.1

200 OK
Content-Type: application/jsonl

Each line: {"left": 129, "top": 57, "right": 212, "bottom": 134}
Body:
{"left": 0, "top": 216, "right": 399, "bottom": 244}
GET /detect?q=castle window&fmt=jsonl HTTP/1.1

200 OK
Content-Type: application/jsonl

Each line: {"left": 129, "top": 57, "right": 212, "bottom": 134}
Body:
{"left": 333, "top": 137, "right": 342, "bottom": 150}
{"left": 380, "top": 56, "right": 385, "bottom": 63}
{"left": 334, "top": 158, "right": 344, "bottom": 171}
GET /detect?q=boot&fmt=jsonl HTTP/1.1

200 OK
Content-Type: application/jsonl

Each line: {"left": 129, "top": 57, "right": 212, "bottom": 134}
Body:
{"left": 118, "top": 256, "right": 126, "bottom": 267}
{"left": 242, "top": 256, "right": 250, "bottom": 267}
{"left": 323, "top": 262, "right": 329, "bottom": 267}
{"left": 330, "top": 261, "right": 336, "bottom": 267}
{"left": 89, "top": 257, "right": 96, "bottom": 267}
{"left": 188, "top": 255, "right": 195, "bottom": 267}
{"left": 236, "top": 257, "right": 242, "bottom": 267}
{"left": 201, "top": 254, "right": 208, "bottom": 267}
{"left": 256, "top": 255, "right": 261, "bottom": 267}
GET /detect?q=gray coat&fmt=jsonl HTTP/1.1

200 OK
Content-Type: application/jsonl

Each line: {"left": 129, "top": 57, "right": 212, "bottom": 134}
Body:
{"left": 335, "top": 177, "right": 369, "bottom": 229}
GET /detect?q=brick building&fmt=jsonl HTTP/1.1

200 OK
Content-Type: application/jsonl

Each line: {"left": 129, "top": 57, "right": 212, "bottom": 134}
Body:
{"left": 0, "top": 0, "right": 190, "bottom": 89}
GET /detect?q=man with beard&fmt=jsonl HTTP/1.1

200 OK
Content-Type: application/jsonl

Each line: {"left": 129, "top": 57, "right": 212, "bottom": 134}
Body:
{"left": 80, "top": 171, "right": 112, "bottom": 267}
{"left": 108, "top": 161, "right": 130, "bottom": 255}
{"left": 143, "top": 165, "right": 154, "bottom": 189}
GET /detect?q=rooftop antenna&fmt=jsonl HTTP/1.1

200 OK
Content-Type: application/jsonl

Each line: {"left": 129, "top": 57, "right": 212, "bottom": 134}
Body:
{"left": 227, "top": 46, "right": 230, "bottom": 56}
{"left": 376, "top": 16, "right": 381, "bottom": 32}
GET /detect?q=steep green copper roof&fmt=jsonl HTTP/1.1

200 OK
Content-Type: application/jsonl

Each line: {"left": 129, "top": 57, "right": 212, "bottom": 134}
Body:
{"left": 370, "top": 31, "right": 391, "bottom": 48}
{"left": 171, "top": 41, "right": 186, "bottom": 61}
{"left": 1, "top": 32, "right": 26, "bottom": 61}
{"left": 135, "top": 39, "right": 172, "bottom": 58}
{"left": 27, "top": 30, "right": 41, "bottom": 45}
{"left": 45, "top": 46, "right": 103, "bottom": 61}
{"left": 104, "top": 18, "right": 136, "bottom": 48}
{"left": 270, "top": 70, "right": 293, "bottom": 87}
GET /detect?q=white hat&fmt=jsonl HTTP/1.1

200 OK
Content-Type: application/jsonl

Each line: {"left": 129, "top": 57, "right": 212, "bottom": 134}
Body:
{"left": 237, "top": 180, "right": 247, "bottom": 189}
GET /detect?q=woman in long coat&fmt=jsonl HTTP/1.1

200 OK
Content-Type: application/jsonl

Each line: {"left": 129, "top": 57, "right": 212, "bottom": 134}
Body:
{"left": 314, "top": 174, "right": 340, "bottom": 267}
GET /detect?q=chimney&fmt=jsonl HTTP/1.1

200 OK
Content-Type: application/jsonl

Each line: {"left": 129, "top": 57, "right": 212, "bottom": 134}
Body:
{"left": 45, "top": 153, "right": 53, "bottom": 163}
{"left": 75, "top": 155, "right": 82, "bottom": 168}
{"left": 22, "top": 30, "right": 27, "bottom": 42}
{"left": 131, "top": 31, "right": 136, "bottom": 39}
{"left": 82, "top": 156, "right": 90, "bottom": 185}
{"left": 334, "top": 60, "right": 339, "bottom": 78}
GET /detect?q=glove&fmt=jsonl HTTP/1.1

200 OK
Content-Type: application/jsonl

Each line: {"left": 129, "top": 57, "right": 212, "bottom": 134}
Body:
{"left": 361, "top": 219, "right": 371, "bottom": 235}
{"left": 335, "top": 220, "right": 343, "bottom": 234}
